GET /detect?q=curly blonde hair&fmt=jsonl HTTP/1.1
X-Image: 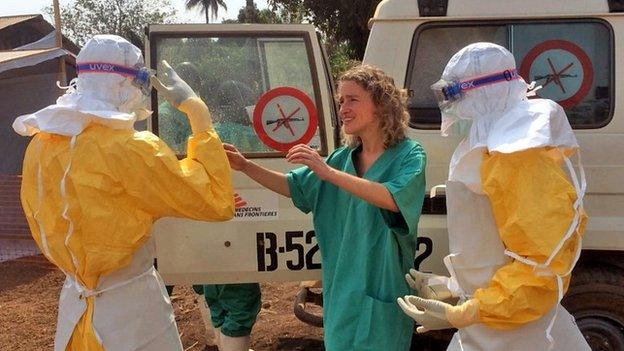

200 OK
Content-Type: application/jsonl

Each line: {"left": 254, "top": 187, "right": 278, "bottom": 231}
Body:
{"left": 337, "top": 64, "right": 409, "bottom": 149}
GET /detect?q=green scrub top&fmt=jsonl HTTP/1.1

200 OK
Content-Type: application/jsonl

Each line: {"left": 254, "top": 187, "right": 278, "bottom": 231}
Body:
{"left": 287, "top": 138, "right": 426, "bottom": 351}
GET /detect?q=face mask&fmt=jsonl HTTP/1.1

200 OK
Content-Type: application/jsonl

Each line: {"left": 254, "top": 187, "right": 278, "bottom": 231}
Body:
{"left": 441, "top": 117, "right": 473, "bottom": 137}
{"left": 450, "top": 119, "right": 472, "bottom": 135}
{"left": 118, "top": 85, "right": 150, "bottom": 119}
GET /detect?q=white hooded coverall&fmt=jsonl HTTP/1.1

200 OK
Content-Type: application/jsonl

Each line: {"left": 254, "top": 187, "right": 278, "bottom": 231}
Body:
{"left": 400, "top": 42, "right": 591, "bottom": 351}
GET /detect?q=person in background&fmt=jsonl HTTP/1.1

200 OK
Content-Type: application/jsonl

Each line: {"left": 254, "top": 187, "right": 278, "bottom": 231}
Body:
{"left": 158, "top": 61, "right": 200, "bottom": 155}
{"left": 159, "top": 65, "right": 268, "bottom": 154}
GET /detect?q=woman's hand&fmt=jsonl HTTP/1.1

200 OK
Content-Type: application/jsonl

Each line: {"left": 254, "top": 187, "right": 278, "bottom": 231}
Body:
{"left": 286, "top": 144, "right": 333, "bottom": 181}
{"left": 224, "top": 144, "right": 290, "bottom": 197}
{"left": 287, "top": 144, "right": 399, "bottom": 211}
{"left": 223, "top": 143, "right": 249, "bottom": 172}
{"left": 234, "top": 193, "right": 247, "bottom": 208}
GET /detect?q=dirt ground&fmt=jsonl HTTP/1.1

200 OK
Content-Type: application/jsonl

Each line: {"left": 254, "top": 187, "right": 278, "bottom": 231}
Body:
{"left": 0, "top": 255, "right": 450, "bottom": 350}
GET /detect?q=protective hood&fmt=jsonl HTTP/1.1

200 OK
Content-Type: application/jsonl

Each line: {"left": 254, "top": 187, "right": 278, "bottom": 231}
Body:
{"left": 440, "top": 42, "right": 579, "bottom": 192}
{"left": 440, "top": 42, "right": 528, "bottom": 141}
{"left": 13, "top": 35, "right": 151, "bottom": 137}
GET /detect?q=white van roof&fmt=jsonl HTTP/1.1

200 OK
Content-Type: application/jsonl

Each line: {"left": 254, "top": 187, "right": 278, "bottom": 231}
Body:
{"left": 373, "top": 0, "right": 611, "bottom": 20}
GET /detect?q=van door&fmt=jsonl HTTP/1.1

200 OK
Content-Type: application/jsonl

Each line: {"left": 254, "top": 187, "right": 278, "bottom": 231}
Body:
{"left": 145, "top": 24, "right": 337, "bottom": 284}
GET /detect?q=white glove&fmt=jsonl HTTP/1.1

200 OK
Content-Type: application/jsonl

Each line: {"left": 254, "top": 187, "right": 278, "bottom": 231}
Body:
{"left": 150, "top": 60, "right": 198, "bottom": 107}
{"left": 397, "top": 295, "right": 480, "bottom": 333}
{"left": 406, "top": 268, "right": 454, "bottom": 301}
{"left": 151, "top": 60, "right": 213, "bottom": 133}
{"left": 397, "top": 295, "right": 453, "bottom": 333}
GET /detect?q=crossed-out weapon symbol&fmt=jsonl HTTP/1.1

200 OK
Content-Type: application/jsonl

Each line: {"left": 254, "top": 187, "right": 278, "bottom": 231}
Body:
{"left": 534, "top": 57, "right": 578, "bottom": 94}
{"left": 265, "top": 103, "right": 304, "bottom": 136}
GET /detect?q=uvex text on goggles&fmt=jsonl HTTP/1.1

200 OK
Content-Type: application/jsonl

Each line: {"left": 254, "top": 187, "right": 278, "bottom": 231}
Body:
{"left": 431, "top": 69, "right": 520, "bottom": 109}
{"left": 77, "top": 62, "right": 154, "bottom": 95}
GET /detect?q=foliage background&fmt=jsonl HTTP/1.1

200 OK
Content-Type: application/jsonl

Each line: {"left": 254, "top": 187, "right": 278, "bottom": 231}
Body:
{"left": 51, "top": 0, "right": 373, "bottom": 76}
{"left": 268, "top": 0, "right": 382, "bottom": 59}
{"left": 225, "top": 0, "right": 368, "bottom": 77}
{"left": 47, "top": 0, "right": 176, "bottom": 47}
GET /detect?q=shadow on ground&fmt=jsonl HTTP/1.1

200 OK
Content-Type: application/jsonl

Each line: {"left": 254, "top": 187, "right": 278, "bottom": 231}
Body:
{"left": 410, "top": 330, "right": 454, "bottom": 351}
{"left": 0, "top": 255, "right": 55, "bottom": 292}
{"left": 274, "top": 337, "right": 325, "bottom": 350}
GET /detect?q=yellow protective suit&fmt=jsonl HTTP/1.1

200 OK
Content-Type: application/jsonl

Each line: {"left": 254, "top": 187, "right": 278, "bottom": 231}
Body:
{"left": 20, "top": 98, "right": 234, "bottom": 350}
{"left": 472, "top": 147, "right": 587, "bottom": 329}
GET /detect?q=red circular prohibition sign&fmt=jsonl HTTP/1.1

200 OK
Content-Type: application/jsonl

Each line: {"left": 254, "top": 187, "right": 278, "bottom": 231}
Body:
{"left": 519, "top": 39, "right": 594, "bottom": 108}
{"left": 253, "top": 87, "right": 318, "bottom": 152}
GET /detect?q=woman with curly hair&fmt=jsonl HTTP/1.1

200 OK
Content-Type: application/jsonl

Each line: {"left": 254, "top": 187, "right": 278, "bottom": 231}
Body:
{"left": 225, "top": 64, "right": 426, "bottom": 350}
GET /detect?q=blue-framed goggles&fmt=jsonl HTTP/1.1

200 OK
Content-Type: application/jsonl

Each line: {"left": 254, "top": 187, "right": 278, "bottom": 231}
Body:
{"left": 76, "top": 62, "right": 155, "bottom": 95}
{"left": 431, "top": 69, "right": 520, "bottom": 109}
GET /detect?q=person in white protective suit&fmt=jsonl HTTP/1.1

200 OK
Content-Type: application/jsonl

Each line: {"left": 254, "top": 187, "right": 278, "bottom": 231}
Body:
{"left": 397, "top": 42, "right": 591, "bottom": 351}
{"left": 13, "top": 35, "right": 234, "bottom": 351}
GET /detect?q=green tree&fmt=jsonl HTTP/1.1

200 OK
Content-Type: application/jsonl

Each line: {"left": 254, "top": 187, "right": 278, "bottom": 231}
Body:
{"left": 236, "top": 0, "right": 261, "bottom": 23}
{"left": 327, "top": 40, "right": 360, "bottom": 79}
{"left": 223, "top": 1, "right": 358, "bottom": 77}
{"left": 48, "top": 0, "right": 176, "bottom": 47}
{"left": 223, "top": 0, "right": 304, "bottom": 24}
{"left": 268, "top": 0, "right": 382, "bottom": 59}
{"left": 185, "top": 0, "right": 228, "bottom": 23}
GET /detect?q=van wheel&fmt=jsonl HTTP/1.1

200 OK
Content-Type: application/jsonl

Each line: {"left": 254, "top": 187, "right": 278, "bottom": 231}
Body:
{"left": 563, "top": 265, "right": 624, "bottom": 351}
{"left": 577, "top": 318, "right": 624, "bottom": 351}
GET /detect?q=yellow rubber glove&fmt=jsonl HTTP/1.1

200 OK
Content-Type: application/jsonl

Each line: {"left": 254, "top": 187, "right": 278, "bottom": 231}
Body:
{"left": 406, "top": 268, "right": 455, "bottom": 301}
{"left": 177, "top": 97, "right": 213, "bottom": 133}
{"left": 397, "top": 296, "right": 480, "bottom": 333}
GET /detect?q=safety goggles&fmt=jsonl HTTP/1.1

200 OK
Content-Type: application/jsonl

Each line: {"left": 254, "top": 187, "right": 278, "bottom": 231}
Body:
{"left": 431, "top": 69, "right": 520, "bottom": 110}
{"left": 76, "top": 62, "right": 155, "bottom": 95}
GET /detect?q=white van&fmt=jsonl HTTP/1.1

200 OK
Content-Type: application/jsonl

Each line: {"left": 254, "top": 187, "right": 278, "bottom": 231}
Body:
{"left": 148, "top": 0, "right": 624, "bottom": 348}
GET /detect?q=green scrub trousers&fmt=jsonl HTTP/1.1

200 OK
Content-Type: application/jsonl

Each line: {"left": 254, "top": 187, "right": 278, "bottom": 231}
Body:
{"left": 202, "top": 283, "right": 262, "bottom": 337}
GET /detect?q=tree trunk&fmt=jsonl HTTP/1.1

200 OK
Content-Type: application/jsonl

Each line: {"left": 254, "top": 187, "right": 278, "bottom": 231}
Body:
{"left": 116, "top": 0, "right": 123, "bottom": 35}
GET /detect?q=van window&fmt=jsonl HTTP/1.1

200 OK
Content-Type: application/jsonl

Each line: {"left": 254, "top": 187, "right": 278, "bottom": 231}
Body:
{"left": 407, "top": 20, "right": 613, "bottom": 129}
{"left": 151, "top": 35, "right": 325, "bottom": 157}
